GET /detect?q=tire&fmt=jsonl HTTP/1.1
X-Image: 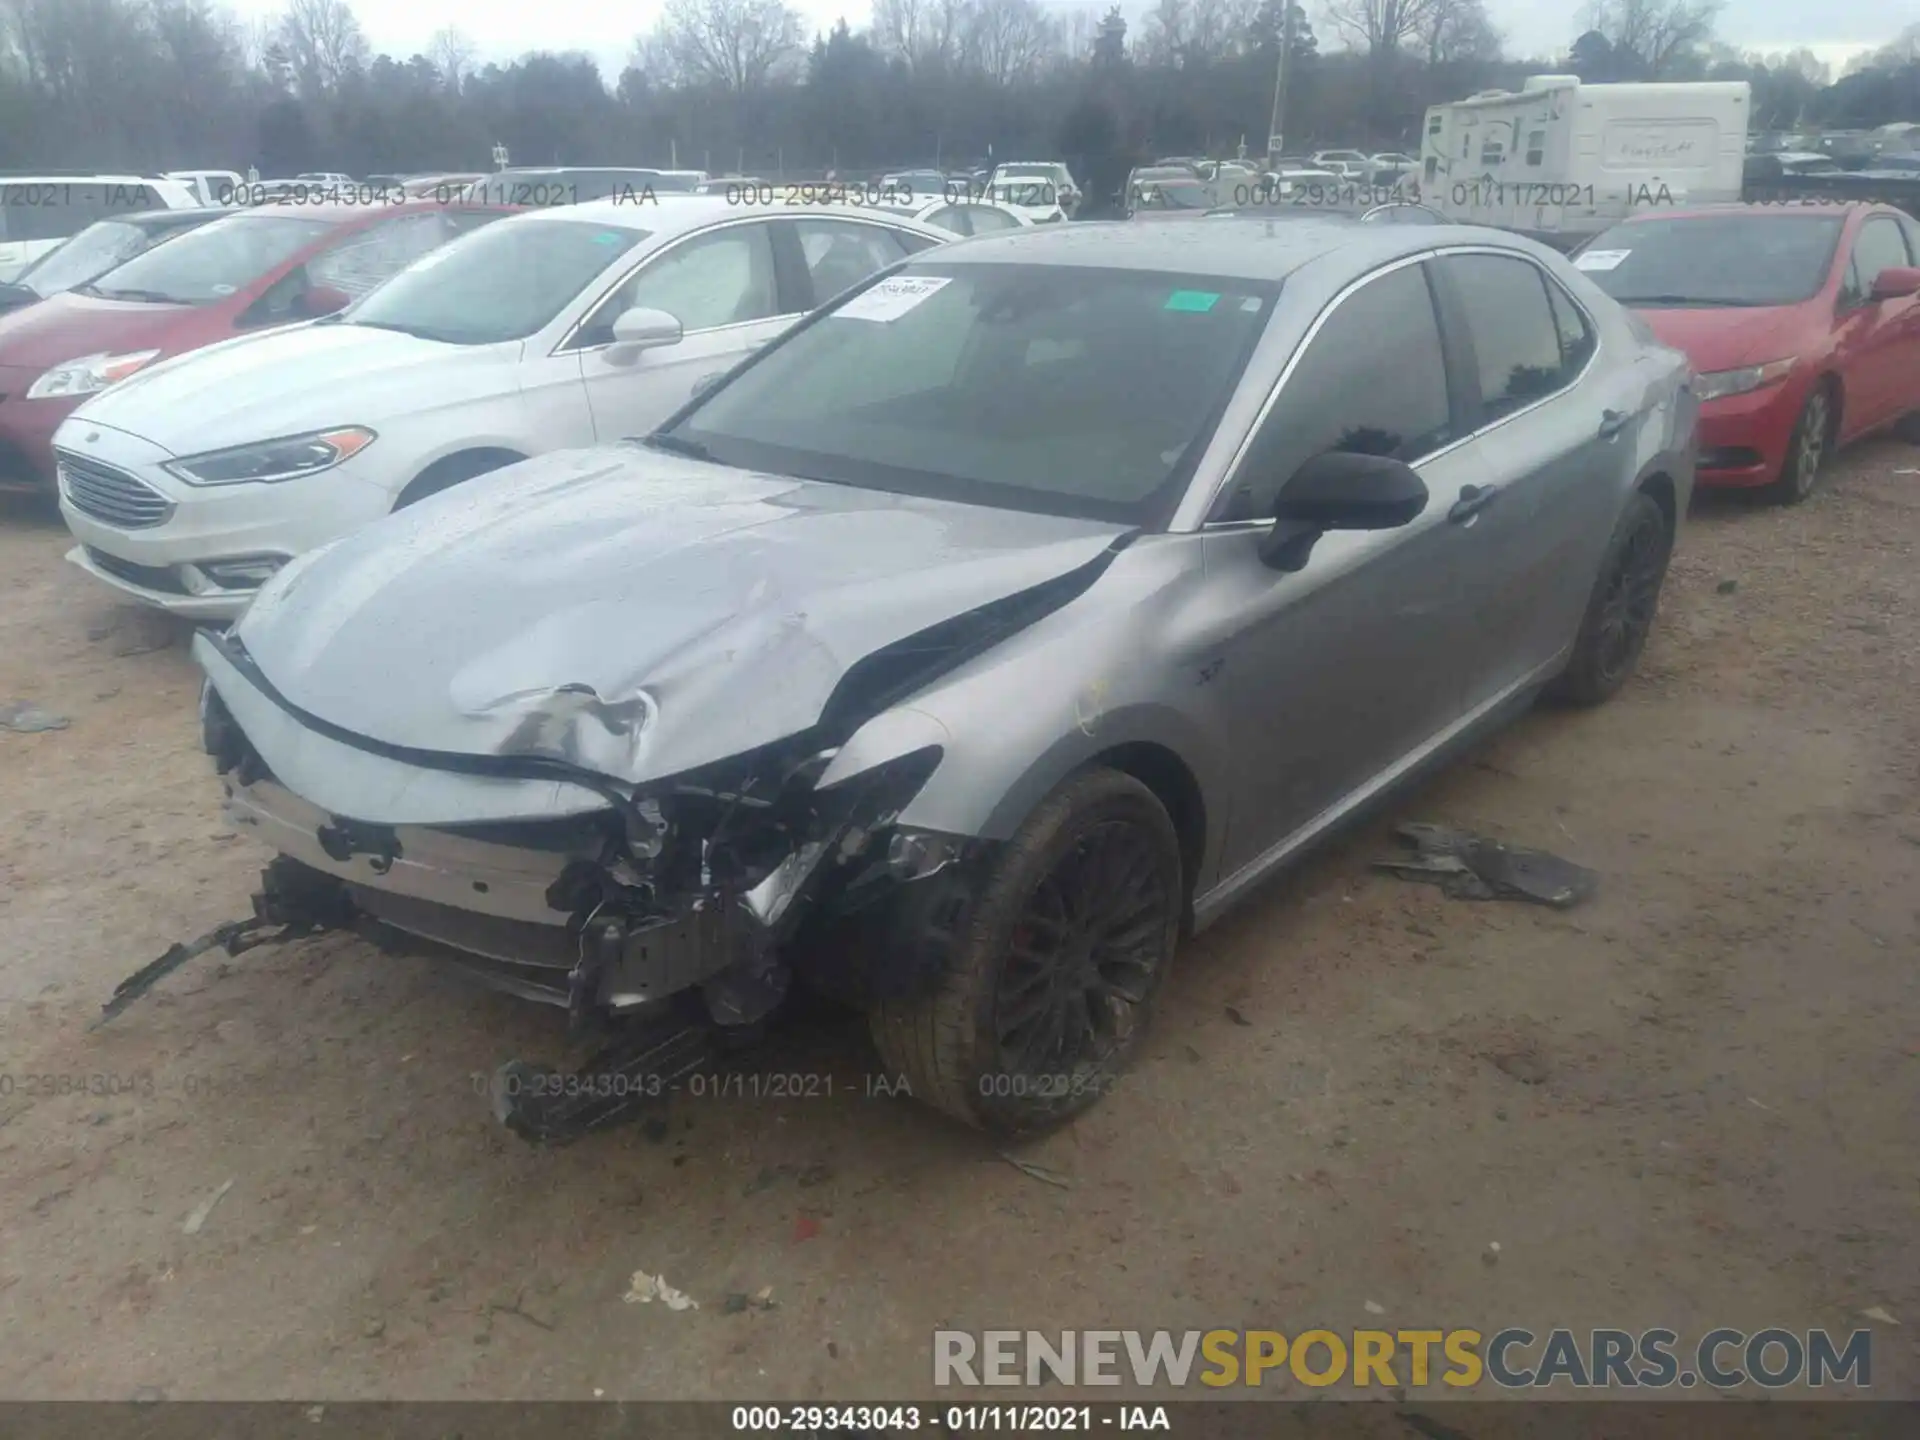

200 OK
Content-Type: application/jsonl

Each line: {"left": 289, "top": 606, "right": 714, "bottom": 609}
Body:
{"left": 1766, "top": 384, "right": 1833, "bottom": 506}
{"left": 869, "top": 768, "right": 1183, "bottom": 1136}
{"left": 1544, "top": 489, "right": 1674, "bottom": 708}
{"left": 394, "top": 450, "right": 520, "bottom": 510}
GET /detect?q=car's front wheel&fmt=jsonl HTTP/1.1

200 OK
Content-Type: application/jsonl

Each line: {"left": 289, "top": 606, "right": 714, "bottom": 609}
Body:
{"left": 869, "top": 768, "right": 1183, "bottom": 1136}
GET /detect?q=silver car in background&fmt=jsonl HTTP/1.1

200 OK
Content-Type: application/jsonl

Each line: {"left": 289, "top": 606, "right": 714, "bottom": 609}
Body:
{"left": 193, "top": 219, "right": 1695, "bottom": 1138}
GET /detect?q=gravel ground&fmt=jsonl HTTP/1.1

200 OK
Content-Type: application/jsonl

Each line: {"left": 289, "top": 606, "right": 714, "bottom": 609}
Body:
{"left": 0, "top": 444, "right": 1915, "bottom": 1401}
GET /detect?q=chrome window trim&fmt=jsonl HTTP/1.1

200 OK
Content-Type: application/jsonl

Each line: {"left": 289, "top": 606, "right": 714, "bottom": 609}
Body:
{"left": 1185, "top": 242, "right": 1604, "bottom": 531}
{"left": 555, "top": 211, "right": 936, "bottom": 355}
{"left": 554, "top": 215, "right": 789, "bottom": 355}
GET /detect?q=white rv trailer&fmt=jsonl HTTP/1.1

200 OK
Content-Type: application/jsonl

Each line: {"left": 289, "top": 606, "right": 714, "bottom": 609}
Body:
{"left": 1418, "top": 75, "right": 1749, "bottom": 241}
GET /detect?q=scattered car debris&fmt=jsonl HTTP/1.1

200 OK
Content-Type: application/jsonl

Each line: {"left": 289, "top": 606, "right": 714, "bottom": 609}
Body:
{"left": 1488, "top": 1044, "right": 1552, "bottom": 1086}
{"left": 181, "top": 1177, "right": 235, "bottom": 1235}
{"left": 1001, "top": 1153, "right": 1073, "bottom": 1189}
{"left": 622, "top": 1271, "right": 698, "bottom": 1311}
{"left": 94, "top": 858, "right": 349, "bottom": 1027}
{"left": 489, "top": 1011, "right": 717, "bottom": 1146}
{"left": 1224, "top": 1005, "right": 1252, "bottom": 1027}
{"left": 1716, "top": 578, "right": 1739, "bottom": 594}
{"left": 1374, "top": 823, "right": 1598, "bottom": 907}
{"left": 1861, "top": 1305, "right": 1899, "bottom": 1325}
{"left": 722, "top": 1289, "right": 777, "bottom": 1315}
{"left": 0, "top": 701, "right": 68, "bottom": 733}
{"left": 792, "top": 1214, "right": 822, "bottom": 1243}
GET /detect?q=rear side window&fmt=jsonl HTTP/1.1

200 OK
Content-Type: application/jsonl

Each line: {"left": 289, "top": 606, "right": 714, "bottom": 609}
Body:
{"left": 794, "top": 219, "right": 912, "bottom": 304}
{"left": 1217, "top": 262, "right": 1453, "bottom": 522}
{"left": 1442, "top": 254, "right": 1575, "bottom": 422}
{"left": 1546, "top": 279, "right": 1596, "bottom": 374}
{"left": 1846, "top": 216, "right": 1913, "bottom": 301}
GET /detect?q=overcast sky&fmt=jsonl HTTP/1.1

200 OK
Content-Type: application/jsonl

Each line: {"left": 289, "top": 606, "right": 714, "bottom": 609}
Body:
{"left": 226, "top": 0, "right": 1896, "bottom": 85}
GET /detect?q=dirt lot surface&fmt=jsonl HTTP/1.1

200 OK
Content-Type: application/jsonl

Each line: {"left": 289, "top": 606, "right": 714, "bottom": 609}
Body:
{"left": 1, "top": 447, "right": 1915, "bottom": 1403}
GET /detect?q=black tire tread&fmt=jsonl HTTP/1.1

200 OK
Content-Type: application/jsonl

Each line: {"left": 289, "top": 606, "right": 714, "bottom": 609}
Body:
{"left": 868, "top": 768, "right": 1180, "bottom": 1134}
{"left": 1544, "top": 489, "right": 1672, "bottom": 708}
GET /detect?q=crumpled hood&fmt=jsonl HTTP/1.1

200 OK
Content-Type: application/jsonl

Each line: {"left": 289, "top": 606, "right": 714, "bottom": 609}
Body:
{"left": 74, "top": 321, "right": 480, "bottom": 451}
{"left": 233, "top": 445, "right": 1129, "bottom": 784}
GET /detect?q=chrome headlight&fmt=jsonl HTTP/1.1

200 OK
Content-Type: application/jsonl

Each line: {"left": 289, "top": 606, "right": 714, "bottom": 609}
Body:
{"left": 25, "top": 349, "right": 161, "bottom": 400}
{"left": 163, "top": 426, "right": 376, "bottom": 486}
{"left": 1692, "top": 357, "right": 1796, "bottom": 402}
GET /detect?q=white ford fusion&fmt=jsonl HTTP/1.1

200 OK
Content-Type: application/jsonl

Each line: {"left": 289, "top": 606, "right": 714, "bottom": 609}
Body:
{"left": 56, "top": 197, "right": 948, "bottom": 619}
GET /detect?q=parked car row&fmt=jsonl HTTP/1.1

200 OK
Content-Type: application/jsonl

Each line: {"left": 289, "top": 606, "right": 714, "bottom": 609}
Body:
{"left": 10, "top": 196, "right": 1919, "bottom": 1136}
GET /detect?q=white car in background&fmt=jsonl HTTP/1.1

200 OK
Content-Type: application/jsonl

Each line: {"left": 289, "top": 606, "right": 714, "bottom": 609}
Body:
{"left": 1309, "top": 150, "right": 1372, "bottom": 178}
{"left": 988, "top": 161, "right": 1080, "bottom": 217}
{"left": 856, "top": 195, "right": 1033, "bottom": 236}
{"left": 0, "top": 175, "right": 198, "bottom": 282}
{"left": 985, "top": 177, "right": 1069, "bottom": 224}
{"left": 164, "top": 170, "right": 247, "bottom": 206}
{"left": 56, "top": 198, "right": 951, "bottom": 620}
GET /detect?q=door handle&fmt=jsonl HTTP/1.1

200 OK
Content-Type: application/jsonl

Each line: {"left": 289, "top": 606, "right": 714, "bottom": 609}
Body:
{"left": 1448, "top": 484, "right": 1500, "bottom": 523}
{"left": 1598, "top": 408, "right": 1630, "bottom": 439}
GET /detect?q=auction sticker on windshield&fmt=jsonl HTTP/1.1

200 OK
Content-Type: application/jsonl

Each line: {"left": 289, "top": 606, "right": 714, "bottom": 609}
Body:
{"left": 1574, "top": 249, "right": 1631, "bottom": 271}
{"left": 836, "top": 275, "right": 951, "bottom": 322}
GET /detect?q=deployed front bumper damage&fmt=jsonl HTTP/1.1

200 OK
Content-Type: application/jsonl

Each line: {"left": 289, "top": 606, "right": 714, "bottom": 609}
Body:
{"left": 192, "top": 621, "right": 978, "bottom": 1049}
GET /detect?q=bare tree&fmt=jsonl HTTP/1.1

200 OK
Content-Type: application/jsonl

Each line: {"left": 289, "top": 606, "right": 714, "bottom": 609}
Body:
{"left": 1321, "top": 0, "right": 1438, "bottom": 60}
{"left": 646, "top": 0, "right": 803, "bottom": 93}
{"left": 1578, "top": 0, "right": 1721, "bottom": 78}
{"left": 277, "top": 0, "right": 368, "bottom": 94}
{"left": 428, "top": 26, "right": 474, "bottom": 92}
{"left": 1417, "top": 0, "right": 1498, "bottom": 67}
{"left": 873, "top": 0, "right": 970, "bottom": 73}
{"left": 964, "top": 0, "right": 1058, "bottom": 86}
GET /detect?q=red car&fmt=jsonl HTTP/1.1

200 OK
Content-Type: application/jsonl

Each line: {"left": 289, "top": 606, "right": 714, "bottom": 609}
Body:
{"left": 1575, "top": 203, "right": 1920, "bottom": 503}
{"left": 0, "top": 200, "right": 510, "bottom": 493}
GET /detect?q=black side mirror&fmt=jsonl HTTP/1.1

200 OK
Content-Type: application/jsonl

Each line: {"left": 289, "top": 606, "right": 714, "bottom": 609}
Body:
{"left": 1258, "top": 450, "right": 1430, "bottom": 571}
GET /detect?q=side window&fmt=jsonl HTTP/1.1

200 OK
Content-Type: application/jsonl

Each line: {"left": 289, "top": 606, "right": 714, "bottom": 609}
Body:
{"left": 1850, "top": 218, "right": 1912, "bottom": 298}
{"left": 237, "top": 266, "right": 312, "bottom": 328}
{"left": 965, "top": 205, "right": 1021, "bottom": 233}
{"left": 582, "top": 223, "right": 778, "bottom": 343}
{"left": 309, "top": 214, "right": 456, "bottom": 299}
{"left": 1216, "top": 263, "right": 1453, "bottom": 523}
{"left": 1525, "top": 130, "right": 1545, "bottom": 166}
{"left": 922, "top": 205, "right": 970, "bottom": 235}
{"left": 7, "top": 184, "right": 110, "bottom": 242}
{"left": 1545, "top": 277, "right": 1596, "bottom": 375}
{"left": 1443, "top": 255, "right": 1574, "bottom": 421}
{"left": 795, "top": 219, "right": 909, "bottom": 304}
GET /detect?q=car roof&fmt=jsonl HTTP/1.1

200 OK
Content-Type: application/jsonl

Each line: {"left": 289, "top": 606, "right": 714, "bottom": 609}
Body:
{"left": 498, "top": 195, "right": 947, "bottom": 236}
{"left": 930, "top": 215, "right": 1518, "bottom": 278}
{"left": 1618, "top": 201, "right": 1866, "bottom": 221}
{"left": 239, "top": 197, "right": 505, "bottom": 224}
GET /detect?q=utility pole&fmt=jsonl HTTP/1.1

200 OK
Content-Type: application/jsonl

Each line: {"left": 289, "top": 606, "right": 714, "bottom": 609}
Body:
{"left": 1266, "top": 4, "right": 1293, "bottom": 172}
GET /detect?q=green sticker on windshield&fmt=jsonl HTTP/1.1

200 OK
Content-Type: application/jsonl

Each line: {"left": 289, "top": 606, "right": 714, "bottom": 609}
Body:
{"left": 1165, "top": 290, "right": 1220, "bottom": 312}
{"left": 593, "top": 231, "right": 624, "bottom": 244}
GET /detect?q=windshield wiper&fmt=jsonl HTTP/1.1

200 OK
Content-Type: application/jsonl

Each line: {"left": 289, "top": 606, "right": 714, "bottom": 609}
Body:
{"left": 644, "top": 433, "right": 714, "bottom": 462}
{"left": 91, "top": 287, "right": 188, "bottom": 304}
{"left": 1610, "top": 294, "right": 1753, "bottom": 307}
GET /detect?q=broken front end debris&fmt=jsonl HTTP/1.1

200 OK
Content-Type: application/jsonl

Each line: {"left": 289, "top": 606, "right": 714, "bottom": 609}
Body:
{"left": 182, "top": 678, "right": 981, "bottom": 1138}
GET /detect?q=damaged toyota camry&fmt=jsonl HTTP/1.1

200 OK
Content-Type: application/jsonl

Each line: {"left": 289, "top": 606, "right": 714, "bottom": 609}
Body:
{"left": 186, "top": 219, "right": 1696, "bottom": 1139}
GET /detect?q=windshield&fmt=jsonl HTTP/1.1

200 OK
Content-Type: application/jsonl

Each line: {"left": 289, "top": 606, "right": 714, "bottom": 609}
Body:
{"left": 83, "top": 214, "right": 334, "bottom": 304}
{"left": 663, "top": 262, "right": 1276, "bottom": 524}
{"left": 993, "top": 180, "right": 1058, "bottom": 207}
{"left": 18, "top": 219, "right": 158, "bottom": 296}
{"left": 1577, "top": 214, "right": 1844, "bottom": 306}
{"left": 348, "top": 216, "right": 649, "bottom": 345}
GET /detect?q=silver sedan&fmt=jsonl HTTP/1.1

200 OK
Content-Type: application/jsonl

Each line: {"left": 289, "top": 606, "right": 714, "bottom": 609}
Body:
{"left": 193, "top": 218, "right": 1696, "bottom": 1137}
